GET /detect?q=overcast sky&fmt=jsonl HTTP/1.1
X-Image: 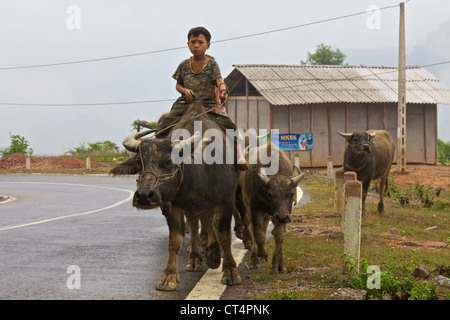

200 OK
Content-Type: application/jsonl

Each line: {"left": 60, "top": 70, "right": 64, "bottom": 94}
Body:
{"left": 1, "top": 0, "right": 449, "bottom": 156}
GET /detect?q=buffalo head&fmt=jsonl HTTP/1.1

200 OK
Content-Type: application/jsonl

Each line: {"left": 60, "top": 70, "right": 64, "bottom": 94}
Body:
{"left": 112, "top": 130, "right": 200, "bottom": 209}
{"left": 337, "top": 130, "right": 376, "bottom": 156}
{"left": 257, "top": 167, "right": 304, "bottom": 223}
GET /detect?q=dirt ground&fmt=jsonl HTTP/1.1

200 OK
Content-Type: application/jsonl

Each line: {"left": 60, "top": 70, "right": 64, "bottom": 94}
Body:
{"left": 388, "top": 163, "right": 450, "bottom": 189}
{"left": 0, "top": 153, "right": 103, "bottom": 170}
{"left": 315, "top": 163, "right": 450, "bottom": 189}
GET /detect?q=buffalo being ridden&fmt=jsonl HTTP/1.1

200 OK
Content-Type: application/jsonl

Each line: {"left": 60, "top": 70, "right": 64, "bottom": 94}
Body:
{"left": 239, "top": 143, "right": 304, "bottom": 273}
{"left": 110, "top": 102, "right": 243, "bottom": 291}
{"left": 337, "top": 130, "right": 395, "bottom": 214}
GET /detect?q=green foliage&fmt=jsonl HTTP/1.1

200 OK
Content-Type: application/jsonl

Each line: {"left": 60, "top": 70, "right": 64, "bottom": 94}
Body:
{"left": 377, "top": 177, "right": 450, "bottom": 210}
{"left": 66, "top": 140, "right": 119, "bottom": 155}
{"left": 0, "top": 133, "right": 34, "bottom": 157}
{"left": 262, "top": 290, "right": 305, "bottom": 300}
{"left": 438, "top": 139, "right": 450, "bottom": 163}
{"left": 301, "top": 43, "right": 347, "bottom": 65}
{"left": 130, "top": 120, "right": 158, "bottom": 132}
{"left": 342, "top": 248, "right": 437, "bottom": 300}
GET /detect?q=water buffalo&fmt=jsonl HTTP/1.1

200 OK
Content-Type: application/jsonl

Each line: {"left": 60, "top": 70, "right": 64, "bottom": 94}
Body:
{"left": 240, "top": 143, "right": 304, "bottom": 272}
{"left": 337, "top": 129, "right": 395, "bottom": 214}
{"left": 110, "top": 103, "right": 242, "bottom": 290}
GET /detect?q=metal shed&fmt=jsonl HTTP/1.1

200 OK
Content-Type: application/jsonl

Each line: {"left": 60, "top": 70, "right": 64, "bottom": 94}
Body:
{"left": 224, "top": 64, "right": 450, "bottom": 167}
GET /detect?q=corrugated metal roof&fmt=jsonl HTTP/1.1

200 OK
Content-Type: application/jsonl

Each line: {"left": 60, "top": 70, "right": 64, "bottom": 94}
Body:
{"left": 227, "top": 64, "right": 450, "bottom": 105}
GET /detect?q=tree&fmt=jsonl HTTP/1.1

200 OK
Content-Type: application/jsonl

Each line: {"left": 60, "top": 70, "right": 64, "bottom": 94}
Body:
{"left": 438, "top": 139, "right": 450, "bottom": 163}
{"left": 301, "top": 43, "right": 347, "bottom": 65}
{"left": 0, "top": 133, "right": 34, "bottom": 158}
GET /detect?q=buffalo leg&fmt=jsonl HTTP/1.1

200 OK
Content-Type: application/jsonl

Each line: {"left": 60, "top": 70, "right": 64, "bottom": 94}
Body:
{"left": 362, "top": 180, "right": 371, "bottom": 213}
{"left": 235, "top": 190, "right": 252, "bottom": 249}
{"left": 377, "top": 175, "right": 388, "bottom": 214}
{"left": 185, "top": 215, "right": 203, "bottom": 272}
{"left": 202, "top": 211, "right": 221, "bottom": 269}
{"left": 214, "top": 205, "right": 242, "bottom": 286}
{"left": 271, "top": 221, "right": 286, "bottom": 273}
{"left": 156, "top": 206, "right": 184, "bottom": 291}
{"left": 249, "top": 209, "right": 268, "bottom": 269}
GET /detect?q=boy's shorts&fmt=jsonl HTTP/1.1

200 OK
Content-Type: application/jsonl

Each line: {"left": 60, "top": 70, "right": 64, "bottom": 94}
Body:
{"left": 156, "top": 102, "right": 237, "bottom": 139}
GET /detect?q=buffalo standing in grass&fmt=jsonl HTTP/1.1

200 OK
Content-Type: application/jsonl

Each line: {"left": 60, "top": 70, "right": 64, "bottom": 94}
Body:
{"left": 240, "top": 143, "right": 304, "bottom": 272}
{"left": 111, "top": 103, "right": 242, "bottom": 290}
{"left": 337, "top": 130, "right": 395, "bottom": 214}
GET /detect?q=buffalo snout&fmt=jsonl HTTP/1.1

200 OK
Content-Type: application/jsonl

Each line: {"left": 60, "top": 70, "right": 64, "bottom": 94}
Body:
{"left": 274, "top": 214, "right": 291, "bottom": 223}
{"left": 133, "top": 189, "right": 162, "bottom": 208}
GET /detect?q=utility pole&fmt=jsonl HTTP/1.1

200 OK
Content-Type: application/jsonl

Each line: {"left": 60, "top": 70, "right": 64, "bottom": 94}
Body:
{"left": 397, "top": 2, "right": 407, "bottom": 172}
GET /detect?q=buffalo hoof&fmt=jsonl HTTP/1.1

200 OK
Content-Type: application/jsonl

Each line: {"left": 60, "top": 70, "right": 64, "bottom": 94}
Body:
{"left": 156, "top": 280, "right": 177, "bottom": 291}
{"left": 156, "top": 273, "right": 178, "bottom": 291}
{"left": 206, "top": 244, "right": 221, "bottom": 269}
{"left": 377, "top": 202, "right": 384, "bottom": 214}
{"left": 221, "top": 274, "right": 242, "bottom": 286}
{"left": 271, "top": 266, "right": 286, "bottom": 273}
{"left": 186, "top": 258, "right": 203, "bottom": 272}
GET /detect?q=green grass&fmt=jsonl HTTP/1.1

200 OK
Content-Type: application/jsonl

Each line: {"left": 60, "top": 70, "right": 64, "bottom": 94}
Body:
{"left": 248, "top": 169, "right": 450, "bottom": 300}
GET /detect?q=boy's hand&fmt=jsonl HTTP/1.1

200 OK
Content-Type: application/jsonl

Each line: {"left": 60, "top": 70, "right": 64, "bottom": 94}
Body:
{"left": 184, "top": 89, "right": 195, "bottom": 100}
{"left": 219, "top": 88, "right": 228, "bottom": 101}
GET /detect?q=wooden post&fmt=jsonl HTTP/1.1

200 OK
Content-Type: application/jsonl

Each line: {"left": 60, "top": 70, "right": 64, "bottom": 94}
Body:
{"left": 26, "top": 156, "right": 31, "bottom": 170}
{"left": 343, "top": 179, "right": 362, "bottom": 272}
{"left": 334, "top": 168, "right": 344, "bottom": 214}
{"left": 86, "top": 156, "right": 91, "bottom": 170}
{"left": 397, "top": 2, "right": 407, "bottom": 172}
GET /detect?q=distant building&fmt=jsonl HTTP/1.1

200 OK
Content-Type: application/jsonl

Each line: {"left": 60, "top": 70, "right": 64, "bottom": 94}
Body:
{"left": 224, "top": 64, "right": 450, "bottom": 167}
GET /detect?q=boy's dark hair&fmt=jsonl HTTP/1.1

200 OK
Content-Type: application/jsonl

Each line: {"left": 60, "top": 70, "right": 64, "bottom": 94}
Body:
{"left": 188, "top": 27, "right": 211, "bottom": 42}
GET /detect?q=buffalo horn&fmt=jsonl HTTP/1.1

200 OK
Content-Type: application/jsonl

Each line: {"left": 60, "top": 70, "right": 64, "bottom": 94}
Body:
{"left": 257, "top": 173, "right": 270, "bottom": 185}
{"left": 369, "top": 131, "right": 377, "bottom": 138}
{"left": 291, "top": 172, "right": 305, "bottom": 185}
{"left": 122, "top": 129, "right": 156, "bottom": 152}
{"left": 172, "top": 131, "right": 202, "bottom": 152}
{"left": 337, "top": 130, "right": 353, "bottom": 139}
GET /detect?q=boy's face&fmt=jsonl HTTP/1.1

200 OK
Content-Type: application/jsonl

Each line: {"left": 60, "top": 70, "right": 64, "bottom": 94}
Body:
{"left": 187, "top": 34, "right": 210, "bottom": 57}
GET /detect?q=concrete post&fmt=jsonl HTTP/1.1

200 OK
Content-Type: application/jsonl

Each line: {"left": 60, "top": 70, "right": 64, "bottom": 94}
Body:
{"left": 334, "top": 168, "right": 344, "bottom": 214}
{"left": 327, "top": 156, "right": 333, "bottom": 181}
{"left": 294, "top": 154, "right": 300, "bottom": 171}
{"left": 86, "top": 156, "right": 91, "bottom": 170}
{"left": 343, "top": 179, "right": 362, "bottom": 273}
{"left": 341, "top": 171, "right": 357, "bottom": 234}
{"left": 26, "top": 156, "right": 31, "bottom": 170}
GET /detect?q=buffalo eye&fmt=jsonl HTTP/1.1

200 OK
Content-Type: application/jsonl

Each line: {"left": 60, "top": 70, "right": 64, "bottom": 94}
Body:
{"left": 136, "top": 158, "right": 141, "bottom": 170}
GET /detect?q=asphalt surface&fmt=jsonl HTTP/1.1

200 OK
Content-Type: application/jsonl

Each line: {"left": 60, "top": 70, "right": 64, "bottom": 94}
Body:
{"left": 0, "top": 174, "right": 204, "bottom": 300}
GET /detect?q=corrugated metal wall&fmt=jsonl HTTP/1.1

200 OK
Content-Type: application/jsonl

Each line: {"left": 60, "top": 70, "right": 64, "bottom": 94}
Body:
{"left": 226, "top": 98, "right": 437, "bottom": 167}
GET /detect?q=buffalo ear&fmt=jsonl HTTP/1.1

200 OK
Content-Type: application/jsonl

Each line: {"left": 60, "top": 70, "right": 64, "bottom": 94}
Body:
{"left": 109, "top": 156, "right": 139, "bottom": 176}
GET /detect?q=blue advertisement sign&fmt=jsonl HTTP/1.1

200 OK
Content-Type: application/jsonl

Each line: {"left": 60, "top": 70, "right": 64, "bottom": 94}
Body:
{"left": 270, "top": 133, "right": 313, "bottom": 151}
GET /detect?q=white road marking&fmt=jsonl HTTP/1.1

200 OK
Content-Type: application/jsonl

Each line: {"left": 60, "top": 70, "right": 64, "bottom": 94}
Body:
{"left": 185, "top": 238, "right": 248, "bottom": 300}
{"left": 0, "top": 182, "right": 134, "bottom": 232}
{"left": 186, "top": 186, "right": 305, "bottom": 300}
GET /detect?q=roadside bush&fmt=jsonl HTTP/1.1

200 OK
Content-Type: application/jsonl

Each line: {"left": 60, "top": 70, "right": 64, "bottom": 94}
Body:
{"left": 342, "top": 248, "right": 438, "bottom": 300}
{"left": 0, "top": 133, "right": 33, "bottom": 158}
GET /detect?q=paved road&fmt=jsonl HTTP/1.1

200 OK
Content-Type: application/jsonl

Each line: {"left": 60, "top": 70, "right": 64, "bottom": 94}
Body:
{"left": 0, "top": 174, "right": 204, "bottom": 300}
